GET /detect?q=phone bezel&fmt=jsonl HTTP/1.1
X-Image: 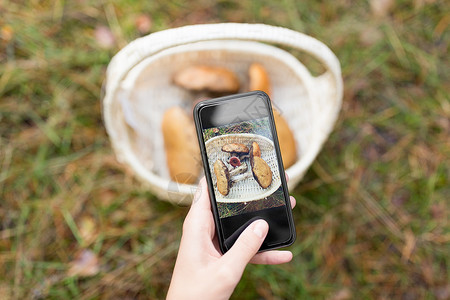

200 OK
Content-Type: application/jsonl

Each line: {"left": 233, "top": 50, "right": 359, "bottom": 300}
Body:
{"left": 193, "top": 91, "right": 296, "bottom": 253}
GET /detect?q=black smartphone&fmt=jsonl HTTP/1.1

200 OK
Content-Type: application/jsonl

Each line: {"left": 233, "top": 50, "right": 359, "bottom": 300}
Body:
{"left": 193, "top": 91, "right": 296, "bottom": 253}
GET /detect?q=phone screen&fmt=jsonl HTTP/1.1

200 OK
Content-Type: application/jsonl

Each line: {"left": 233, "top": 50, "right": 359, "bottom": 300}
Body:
{"left": 195, "top": 92, "right": 295, "bottom": 252}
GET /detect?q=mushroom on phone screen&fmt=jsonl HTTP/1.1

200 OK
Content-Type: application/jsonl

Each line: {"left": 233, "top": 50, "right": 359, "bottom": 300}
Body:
{"left": 214, "top": 159, "right": 252, "bottom": 196}
{"left": 250, "top": 141, "right": 261, "bottom": 158}
{"left": 230, "top": 163, "right": 253, "bottom": 183}
{"left": 221, "top": 143, "right": 250, "bottom": 161}
{"left": 229, "top": 163, "right": 247, "bottom": 176}
{"left": 250, "top": 155, "right": 272, "bottom": 189}
{"left": 214, "top": 159, "right": 230, "bottom": 196}
{"left": 229, "top": 156, "right": 241, "bottom": 167}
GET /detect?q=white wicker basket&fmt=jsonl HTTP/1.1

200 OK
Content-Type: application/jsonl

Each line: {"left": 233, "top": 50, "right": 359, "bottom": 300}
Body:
{"left": 102, "top": 23, "right": 343, "bottom": 205}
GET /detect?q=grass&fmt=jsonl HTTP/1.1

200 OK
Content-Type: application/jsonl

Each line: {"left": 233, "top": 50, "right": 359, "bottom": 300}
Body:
{"left": 1, "top": 0, "right": 449, "bottom": 299}
{"left": 203, "top": 118, "right": 272, "bottom": 142}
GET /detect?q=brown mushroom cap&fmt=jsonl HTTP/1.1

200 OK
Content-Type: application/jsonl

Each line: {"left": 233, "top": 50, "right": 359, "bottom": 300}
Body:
{"left": 229, "top": 156, "right": 241, "bottom": 167}
{"left": 273, "top": 106, "right": 297, "bottom": 168}
{"left": 250, "top": 156, "right": 272, "bottom": 189}
{"left": 221, "top": 143, "right": 249, "bottom": 154}
{"left": 213, "top": 159, "right": 230, "bottom": 196}
{"left": 173, "top": 65, "right": 240, "bottom": 93}
{"left": 249, "top": 63, "right": 271, "bottom": 97}
{"left": 250, "top": 142, "right": 261, "bottom": 158}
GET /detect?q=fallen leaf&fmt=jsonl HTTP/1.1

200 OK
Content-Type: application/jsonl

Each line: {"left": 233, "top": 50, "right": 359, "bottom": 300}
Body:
{"left": 94, "top": 25, "right": 115, "bottom": 49}
{"left": 391, "top": 189, "right": 409, "bottom": 207}
{"left": 95, "top": 188, "right": 118, "bottom": 207}
{"left": 435, "top": 116, "right": 449, "bottom": 132}
{"left": 68, "top": 249, "right": 100, "bottom": 277}
{"left": 135, "top": 14, "right": 152, "bottom": 34}
{"left": 414, "top": 0, "right": 437, "bottom": 10}
{"left": 0, "top": 283, "right": 11, "bottom": 300}
{"left": 329, "top": 288, "right": 352, "bottom": 300}
{"left": 360, "top": 26, "right": 383, "bottom": 46}
{"left": 79, "top": 216, "right": 97, "bottom": 245}
{"left": 1, "top": 25, "right": 14, "bottom": 42}
{"left": 370, "top": 0, "right": 394, "bottom": 17}
{"left": 430, "top": 203, "right": 445, "bottom": 219}
{"left": 421, "top": 259, "right": 434, "bottom": 285}
{"left": 401, "top": 230, "right": 416, "bottom": 262}
{"left": 64, "top": 162, "right": 78, "bottom": 181}
{"left": 434, "top": 284, "right": 450, "bottom": 300}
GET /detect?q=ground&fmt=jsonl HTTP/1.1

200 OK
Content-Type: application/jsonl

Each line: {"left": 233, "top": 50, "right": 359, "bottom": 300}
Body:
{"left": 0, "top": 0, "right": 449, "bottom": 299}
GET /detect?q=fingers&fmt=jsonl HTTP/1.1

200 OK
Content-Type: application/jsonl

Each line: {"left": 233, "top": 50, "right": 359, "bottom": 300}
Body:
{"left": 184, "top": 178, "right": 216, "bottom": 239}
{"left": 249, "top": 250, "right": 293, "bottom": 264}
{"left": 285, "top": 172, "right": 296, "bottom": 209}
{"left": 191, "top": 177, "right": 210, "bottom": 210}
{"left": 290, "top": 196, "right": 296, "bottom": 209}
{"left": 222, "top": 220, "right": 268, "bottom": 275}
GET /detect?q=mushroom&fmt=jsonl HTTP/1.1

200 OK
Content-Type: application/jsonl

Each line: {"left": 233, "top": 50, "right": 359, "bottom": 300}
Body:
{"left": 249, "top": 141, "right": 261, "bottom": 159}
{"left": 230, "top": 164, "right": 253, "bottom": 183}
{"left": 232, "top": 172, "right": 253, "bottom": 183}
{"left": 250, "top": 155, "right": 273, "bottom": 189}
{"left": 229, "top": 156, "right": 241, "bottom": 167}
{"left": 222, "top": 143, "right": 250, "bottom": 163}
{"left": 221, "top": 143, "right": 249, "bottom": 157}
{"left": 273, "top": 107, "right": 297, "bottom": 169}
{"left": 214, "top": 159, "right": 230, "bottom": 196}
{"left": 162, "top": 106, "right": 201, "bottom": 184}
{"left": 249, "top": 63, "right": 271, "bottom": 97}
{"left": 248, "top": 142, "right": 261, "bottom": 176}
{"left": 229, "top": 163, "right": 248, "bottom": 177}
{"left": 214, "top": 160, "right": 252, "bottom": 196}
{"left": 173, "top": 65, "right": 240, "bottom": 93}
{"left": 238, "top": 153, "right": 250, "bottom": 161}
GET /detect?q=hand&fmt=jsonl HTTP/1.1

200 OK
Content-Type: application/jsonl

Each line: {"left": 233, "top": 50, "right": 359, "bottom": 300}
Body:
{"left": 167, "top": 175, "right": 296, "bottom": 300}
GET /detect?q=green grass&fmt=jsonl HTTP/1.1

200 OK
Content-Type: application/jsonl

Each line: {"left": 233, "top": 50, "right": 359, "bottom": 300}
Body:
{"left": 203, "top": 118, "right": 272, "bottom": 142}
{"left": 1, "top": 0, "right": 449, "bottom": 299}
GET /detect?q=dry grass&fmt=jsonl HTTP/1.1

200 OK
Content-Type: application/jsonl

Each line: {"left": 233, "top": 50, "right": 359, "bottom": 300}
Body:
{"left": 1, "top": 0, "right": 449, "bottom": 299}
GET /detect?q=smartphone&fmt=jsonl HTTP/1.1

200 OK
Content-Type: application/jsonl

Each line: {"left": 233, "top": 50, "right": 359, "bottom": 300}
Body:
{"left": 193, "top": 91, "right": 296, "bottom": 253}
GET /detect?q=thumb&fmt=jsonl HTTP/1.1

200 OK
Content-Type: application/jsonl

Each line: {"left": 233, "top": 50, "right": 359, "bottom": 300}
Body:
{"left": 222, "top": 220, "right": 269, "bottom": 274}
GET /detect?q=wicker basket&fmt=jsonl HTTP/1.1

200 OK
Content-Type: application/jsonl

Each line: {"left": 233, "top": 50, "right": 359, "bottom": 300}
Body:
{"left": 102, "top": 23, "right": 343, "bottom": 205}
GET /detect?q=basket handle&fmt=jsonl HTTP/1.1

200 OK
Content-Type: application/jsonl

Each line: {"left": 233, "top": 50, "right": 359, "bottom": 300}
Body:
{"left": 107, "top": 23, "right": 342, "bottom": 99}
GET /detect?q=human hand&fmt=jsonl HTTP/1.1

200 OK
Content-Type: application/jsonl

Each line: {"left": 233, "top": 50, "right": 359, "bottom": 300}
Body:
{"left": 167, "top": 176, "right": 296, "bottom": 300}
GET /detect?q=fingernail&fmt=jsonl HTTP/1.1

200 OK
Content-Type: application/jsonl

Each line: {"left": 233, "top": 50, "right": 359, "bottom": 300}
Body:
{"left": 253, "top": 220, "right": 268, "bottom": 238}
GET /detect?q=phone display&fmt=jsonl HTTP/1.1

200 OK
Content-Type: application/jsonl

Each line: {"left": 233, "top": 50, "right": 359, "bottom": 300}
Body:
{"left": 194, "top": 91, "right": 296, "bottom": 253}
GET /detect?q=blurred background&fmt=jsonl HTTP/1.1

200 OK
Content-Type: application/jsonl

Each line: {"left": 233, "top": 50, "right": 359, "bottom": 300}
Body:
{"left": 0, "top": 0, "right": 449, "bottom": 299}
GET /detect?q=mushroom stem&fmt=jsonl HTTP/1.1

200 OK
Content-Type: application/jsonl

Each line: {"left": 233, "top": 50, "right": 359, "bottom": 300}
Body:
{"left": 239, "top": 154, "right": 250, "bottom": 161}
{"left": 229, "top": 163, "right": 247, "bottom": 176}
{"left": 231, "top": 170, "right": 253, "bottom": 183}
